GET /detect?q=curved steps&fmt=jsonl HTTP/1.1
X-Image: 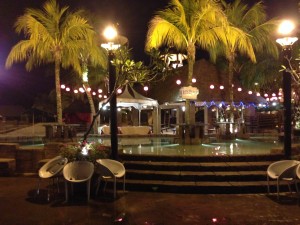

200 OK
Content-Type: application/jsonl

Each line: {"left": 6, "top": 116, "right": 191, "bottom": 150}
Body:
{"left": 114, "top": 153, "right": 292, "bottom": 194}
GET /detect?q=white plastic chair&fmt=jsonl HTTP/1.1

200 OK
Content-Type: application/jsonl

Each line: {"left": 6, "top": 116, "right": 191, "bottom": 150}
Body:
{"left": 63, "top": 161, "right": 94, "bottom": 202}
{"left": 267, "top": 160, "right": 300, "bottom": 199}
{"left": 295, "top": 164, "right": 300, "bottom": 194}
{"left": 36, "top": 155, "right": 68, "bottom": 201}
{"left": 95, "top": 159, "right": 126, "bottom": 199}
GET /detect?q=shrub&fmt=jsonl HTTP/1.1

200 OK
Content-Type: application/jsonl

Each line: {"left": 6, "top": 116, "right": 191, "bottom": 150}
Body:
{"left": 59, "top": 141, "right": 110, "bottom": 163}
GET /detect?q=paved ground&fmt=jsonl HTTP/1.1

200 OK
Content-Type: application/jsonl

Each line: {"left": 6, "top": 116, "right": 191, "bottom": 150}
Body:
{"left": 0, "top": 125, "right": 299, "bottom": 224}
{"left": 1, "top": 176, "right": 300, "bottom": 225}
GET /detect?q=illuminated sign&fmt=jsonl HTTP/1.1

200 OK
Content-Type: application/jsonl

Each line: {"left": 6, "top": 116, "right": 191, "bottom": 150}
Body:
{"left": 179, "top": 86, "right": 199, "bottom": 100}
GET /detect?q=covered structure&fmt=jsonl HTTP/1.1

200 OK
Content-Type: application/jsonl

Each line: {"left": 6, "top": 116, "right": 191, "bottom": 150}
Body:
{"left": 149, "top": 59, "right": 274, "bottom": 142}
{"left": 99, "top": 85, "right": 160, "bottom": 134}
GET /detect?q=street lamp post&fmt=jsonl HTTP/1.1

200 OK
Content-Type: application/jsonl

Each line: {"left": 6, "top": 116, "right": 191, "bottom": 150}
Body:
{"left": 101, "top": 26, "right": 120, "bottom": 160}
{"left": 276, "top": 20, "right": 298, "bottom": 159}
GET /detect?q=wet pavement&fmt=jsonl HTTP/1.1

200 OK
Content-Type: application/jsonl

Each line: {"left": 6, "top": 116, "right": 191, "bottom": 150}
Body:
{"left": 1, "top": 176, "right": 300, "bottom": 225}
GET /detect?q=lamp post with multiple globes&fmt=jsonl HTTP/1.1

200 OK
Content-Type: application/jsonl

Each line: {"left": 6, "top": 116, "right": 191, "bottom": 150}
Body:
{"left": 276, "top": 20, "right": 298, "bottom": 159}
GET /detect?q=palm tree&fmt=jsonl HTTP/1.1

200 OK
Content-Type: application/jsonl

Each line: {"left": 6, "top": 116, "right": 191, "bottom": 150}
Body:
{"left": 145, "top": 0, "right": 248, "bottom": 124}
{"left": 5, "top": 0, "right": 102, "bottom": 124}
{"left": 210, "top": 0, "right": 279, "bottom": 103}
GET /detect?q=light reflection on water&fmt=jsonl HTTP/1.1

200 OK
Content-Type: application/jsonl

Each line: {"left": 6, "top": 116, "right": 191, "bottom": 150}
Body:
{"left": 90, "top": 137, "right": 282, "bottom": 156}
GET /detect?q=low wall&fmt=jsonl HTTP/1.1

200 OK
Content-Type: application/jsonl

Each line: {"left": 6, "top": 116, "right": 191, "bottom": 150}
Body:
{"left": 0, "top": 142, "right": 70, "bottom": 175}
{"left": 119, "top": 126, "right": 151, "bottom": 135}
{"left": 0, "top": 143, "right": 19, "bottom": 158}
{"left": 16, "top": 148, "right": 44, "bottom": 173}
{"left": 99, "top": 125, "right": 151, "bottom": 135}
{"left": 0, "top": 143, "right": 19, "bottom": 176}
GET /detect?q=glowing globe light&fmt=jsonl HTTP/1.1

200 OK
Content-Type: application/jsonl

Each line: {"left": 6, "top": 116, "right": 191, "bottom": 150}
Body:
{"left": 278, "top": 20, "right": 296, "bottom": 35}
{"left": 92, "top": 92, "right": 96, "bottom": 96}
{"left": 61, "top": 84, "right": 66, "bottom": 89}
{"left": 256, "top": 93, "right": 261, "bottom": 96}
{"left": 176, "top": 80, "right": 181, "bottom": 85}
{"left": 104, "top": 95, "right": 108, "bottom": 98}
{"left": 264, "top": 93, "right": 268, "bottom": 97}
{"left": 219, "top": 85, "right": 224, "bottom": 90}
{"left": 98, "top": 94, "right": 102, "bottom": 98}
{"left": 87, "top": 87, "right": 91, "bottom": 92}
{"left": 117, "top": 89, "right": 122, "bottom": 94}
{"left": 210, "top": 84, "right": 214, "bottom": 89}
{"left": 74, "top": 89, "right": 78, "bottom": 94}
{"left": 98, "top": 89, "right": 103, "bottom": 93}
{"left": 79, "top": 87, "right": 85, "bottom": 93}
{"left": 248, "top": 91, "right": 253, "bottom": 95}
{"left": 276, "top": 20, "right": 298, "bottom": 46}
{"left": 103, "top": 26, "right": 118, "bottom": 40}
{"left": 192, "top": 78, "right": 196, "bottom": 83}
{"left": 144, "top": 86, "right": 149, "bottom": 91}
{"left": 66, "top": 87, "right": 70, "bottom": 92}
{"left": 237, "top": 87, "right": 242, "bottom": 92}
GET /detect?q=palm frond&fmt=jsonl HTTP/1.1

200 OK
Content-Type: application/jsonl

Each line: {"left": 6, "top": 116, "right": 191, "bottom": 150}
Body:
{"left": 146, "top": 16, "right": 187, "bottom": 51}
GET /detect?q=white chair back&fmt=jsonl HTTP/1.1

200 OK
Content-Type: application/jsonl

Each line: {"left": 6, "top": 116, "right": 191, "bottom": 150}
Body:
{"left": 39, "top": 156, "right": 68, "bottom": 178}
{"left": 97, "top": 159, "right": 125, "bottom": 178}
{"left": 63, "top": 161, "right": 94, "bottom": 182}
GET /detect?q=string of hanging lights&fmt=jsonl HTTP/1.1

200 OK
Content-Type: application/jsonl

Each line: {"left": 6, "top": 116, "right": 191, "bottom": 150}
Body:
{"left": 61, "top": 81, "right": 286, "bottom": 110}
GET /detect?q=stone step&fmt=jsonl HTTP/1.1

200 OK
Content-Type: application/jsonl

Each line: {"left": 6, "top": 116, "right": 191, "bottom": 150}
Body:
{"left": 120, "top": 153, "right": 284, "bottom": 163}
{"left": 124, "top": 160, "right": 272, "bottom": 172}
{"left": 126, "top": 169, "right": 267, "bottom": 182}
{"left": 109, "top": 179, "right": 294, "bottom": 194}
{"left": 116, "top": 153, "right": 286, "bottom": 194}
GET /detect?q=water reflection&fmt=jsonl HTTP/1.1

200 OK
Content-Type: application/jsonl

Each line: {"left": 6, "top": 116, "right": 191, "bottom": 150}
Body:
{"left": 90, "top": 137, "right": 282, "bottom": 156}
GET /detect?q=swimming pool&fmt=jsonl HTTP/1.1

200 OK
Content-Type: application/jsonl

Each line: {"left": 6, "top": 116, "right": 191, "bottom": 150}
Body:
{"left": 90, "top": 136, "right": 282, "bottom": 156}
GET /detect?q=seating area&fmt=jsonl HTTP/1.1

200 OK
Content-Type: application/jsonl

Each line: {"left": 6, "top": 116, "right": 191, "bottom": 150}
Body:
{"left": 95, "top": 159, "right": 126, "bottom": 199}
{"left": 63, "top": 161, "right": 94, "bottom": 202}
{"left": 36, "top": 156, "right": 68, "bottom": 201}
{"left": 35, "top": 155, "right": 126, "bottom": 202}
{"left": 267, "top": 160, "right": 300, "bottom": 199}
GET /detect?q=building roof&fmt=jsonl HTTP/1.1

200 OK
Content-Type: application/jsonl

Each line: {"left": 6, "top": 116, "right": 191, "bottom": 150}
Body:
{"left": 100, "top": 85, "right": 158, "bottom": 109}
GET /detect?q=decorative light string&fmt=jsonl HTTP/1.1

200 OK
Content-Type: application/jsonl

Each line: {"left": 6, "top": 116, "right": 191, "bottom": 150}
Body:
{"left": 195, "top": 101, "right": 257, "bottom": 109}
{"left": 61, "top": 82, "right": 286, "bottom": 110}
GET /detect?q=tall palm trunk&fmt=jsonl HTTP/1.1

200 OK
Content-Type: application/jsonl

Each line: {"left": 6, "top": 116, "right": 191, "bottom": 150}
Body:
{"left": 228, "top": 52, "right": 235, "bottom": 103}
{"left": 228, "top": 52, "right": 235, "bottom": 124}
{"left": 83, "top": 82, "right": 98, "bottom": 134}
{"left": 55, "top": 58, "right": 63, "bottom": 124}
{"left": 185, "top": 42, "right": 196, "bottom": 125}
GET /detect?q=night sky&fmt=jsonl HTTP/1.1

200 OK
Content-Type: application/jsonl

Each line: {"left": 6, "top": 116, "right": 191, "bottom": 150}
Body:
{"left": 0, "top": 0, "right": 298, "bottom": 108}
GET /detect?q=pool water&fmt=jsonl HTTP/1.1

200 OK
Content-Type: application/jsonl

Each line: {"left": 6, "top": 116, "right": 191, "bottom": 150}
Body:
{"left": 91, "top": 137, "right": 282, "bottom": 156}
